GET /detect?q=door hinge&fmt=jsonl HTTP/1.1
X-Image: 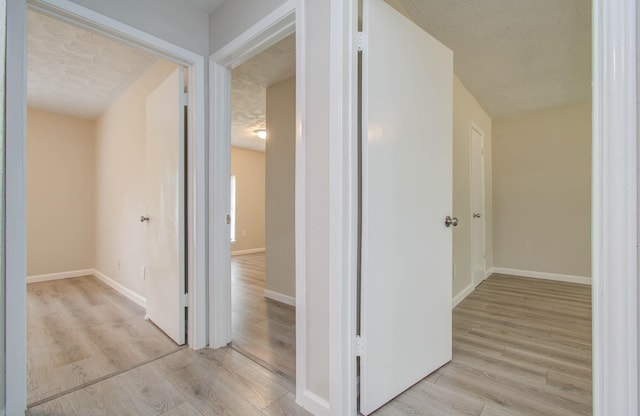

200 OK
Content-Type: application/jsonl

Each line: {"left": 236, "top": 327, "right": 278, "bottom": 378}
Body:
{"left": 355, "top": 335, "right": 366, "bottom": 357}
{"left": 182, "top": 293, "right": 189, "bottom": 308}
{"left": 357, "top": 32, "right": 365, "bottom": 52}
{"left": 226, "top": 214, "right": 231, "bottom": 225}
{"left": 183, "top": 92, "right": 188, "bottom": 104}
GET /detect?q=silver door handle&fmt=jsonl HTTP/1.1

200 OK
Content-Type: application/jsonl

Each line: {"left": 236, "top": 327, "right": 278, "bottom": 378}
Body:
{"left": 473, "top": 213, "right": 481, "bottom": 218}
{"left": 445, "top": 216, "right": 459, "bottom": 227}
{"left": 140, "top": 215, "right": 150, "bottom": 223}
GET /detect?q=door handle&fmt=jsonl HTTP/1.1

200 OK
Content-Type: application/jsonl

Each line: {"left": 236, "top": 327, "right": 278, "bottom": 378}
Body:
{"left": 140, "top": 215, "right": 150, "bottom": 223}
{"left": 444, "top": 216, "right": 459, "bottom": 227}
{"left": 473, "top": 213, "right": 481, "bottom": 218}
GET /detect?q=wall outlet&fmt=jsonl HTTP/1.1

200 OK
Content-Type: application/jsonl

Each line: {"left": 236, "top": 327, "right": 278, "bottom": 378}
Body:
{"left": 453, "top": 265, "right": 457, "bottom": 278}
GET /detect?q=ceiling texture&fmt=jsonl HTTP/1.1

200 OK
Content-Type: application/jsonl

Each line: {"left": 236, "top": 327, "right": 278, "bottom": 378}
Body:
{"left": 393, "top": 0, "right": 592, "bottom": 118}
{"left": 231, "top": 34, "right": 296, "bottom": 152}
{"left": 27, "top": 10, "right": 160, "bottom": 120}
{"left": 27, "top": 0, "right": 591, "bottom": 139}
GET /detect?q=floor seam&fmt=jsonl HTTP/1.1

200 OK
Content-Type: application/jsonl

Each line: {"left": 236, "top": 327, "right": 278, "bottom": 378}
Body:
{"left": 27, "top": 345, "right": 187, "bottom": 409}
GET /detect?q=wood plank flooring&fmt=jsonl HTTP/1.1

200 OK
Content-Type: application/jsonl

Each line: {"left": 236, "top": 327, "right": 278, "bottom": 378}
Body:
{"left": 231, "top": 253, "right": 296, "bottom": 380}
{"left": 28, "top": 269, "right": 591, "bottom": 416}
{"left": 372, "top": 274, "right": 592, "bottom": 416}
{"left": 27, "top": 347, "right": 311, "bottom": 416}
{"left": 27, "top": 275, "right": 181, "bottom": 405}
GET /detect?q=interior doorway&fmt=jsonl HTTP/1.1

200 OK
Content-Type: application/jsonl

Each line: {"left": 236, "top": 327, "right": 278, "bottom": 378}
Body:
{"left": 24, "top": 6, "right": 197, "bottom": 408}
{"left": 226, "top": 33, "right": 297, "bottom": 380}
{"left": 470, "top": 124, "right": 486, "bottom": 287}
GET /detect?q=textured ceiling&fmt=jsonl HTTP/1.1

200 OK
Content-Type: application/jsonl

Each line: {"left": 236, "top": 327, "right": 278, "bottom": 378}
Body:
{"left": 231, "top": 34, "right": 296, "bottom": 152}
{"left": 393, "top": 0, "right": 591, "bottom": 118}
{"left": 183, "top": 0, "right": 224, "bottom": 13}
{"left": 27, "top": 10, "right": 159, "bottom": 119}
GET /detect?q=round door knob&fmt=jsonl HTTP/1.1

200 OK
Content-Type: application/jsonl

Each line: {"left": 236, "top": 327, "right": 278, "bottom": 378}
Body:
{"left": 140, "top": 215, "right": 150, "bottom": 223}
{"left": 445, "top": 216, "right": 459, "bottom": 227}
{"left": 473, "top": 213, "right": 481, "bottom": 218}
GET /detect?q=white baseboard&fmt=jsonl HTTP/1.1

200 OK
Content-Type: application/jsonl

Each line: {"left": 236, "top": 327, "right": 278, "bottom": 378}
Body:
{"left": 93, "top": 269, "right": 147, "bottom": 308}
{"left": 264, "top": 289, "right": 296, "bottom": 306}
{"left": 231, "top": 247, "right": 266, "bottom": 256}
{"left": 491, "top": 267, "right": 591, "bottom": 285}
{"left": 297, "top": 389, "right": 331, "bottom": 416}
{"left": 485, "top": 267, "right": 495, "bottom": 279}
{"left": 452, "top": 283, "right": 474, "bottom": 308}
{"left": 27, "top": 269, "right": 94, "bottom": 283}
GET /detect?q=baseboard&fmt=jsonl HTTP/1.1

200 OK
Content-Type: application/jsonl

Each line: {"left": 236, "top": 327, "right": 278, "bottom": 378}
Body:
{"left": 296, "top": 389, "right": 331, "bottom": 416}
{"left": 264, "top": 289, "right": 296, "bottom": 306}
{"left": 491, "top": 267, "right": 592, "bottom": 285}
{"left": 93, "top": 269, "right": 147, "bottom": 308}
{"left": 485, "top": 267, "right": 495, "bottom": 279}
{"left": 452, "top": 283, "right": 474, "bottom": 308}
{"left": 231, "top": 247, "right": 266, "bottom": 256}
{"left": 27, "top": 269, "right": 94, "bottom": 283}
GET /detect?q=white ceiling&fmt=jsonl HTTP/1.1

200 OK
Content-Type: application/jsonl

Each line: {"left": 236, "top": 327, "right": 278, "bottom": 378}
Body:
{"left": 27, "top": 10, "right": 160, "bottom": 120}
{"left": 231, "top": 34, "right": 296, "bottom": 152}
{"left": 184, "top": 0, "right": 225, "bottom": 13}
{"left": 394, "top": 0, "right": 591, "bottom": 118}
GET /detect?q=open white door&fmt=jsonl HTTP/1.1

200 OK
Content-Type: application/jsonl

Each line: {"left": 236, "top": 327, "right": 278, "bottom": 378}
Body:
{"left": 359, "top": 0, "right": 454, "bottom": 414}
{"left": 144, "top": 68, "right": 186, "bottom": 345}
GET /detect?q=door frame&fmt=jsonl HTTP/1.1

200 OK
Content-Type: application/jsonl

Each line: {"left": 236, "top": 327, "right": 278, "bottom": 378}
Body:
{"left": 469, "top": 123, "right": 486, "bottom": 286}
{"left": 5, "top": 0, "right": 208, "bottom": 412}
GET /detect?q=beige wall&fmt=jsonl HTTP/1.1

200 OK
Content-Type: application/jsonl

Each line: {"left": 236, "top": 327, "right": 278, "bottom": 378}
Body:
{"left": 95, "top": 60, "right": 178, "bottom": 297}
{"left": 27, "top": 109, "right": 96, "bottom": 276}
{"left": 493, "top": 101, "right": 592, "bottom": 277}
{"left": 230, "top": 147, "right": 265, "bottom": 252}
{"left": 452, "top": 76, "right": 493, "bottom": 297}
{"left": 265, "top": 76, "right": 296, "bottom": 300}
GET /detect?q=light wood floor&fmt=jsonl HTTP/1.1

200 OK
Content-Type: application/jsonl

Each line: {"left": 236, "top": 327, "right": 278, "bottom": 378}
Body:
{"left": 27, "top": 270, "right": 591, "bottom": 416}
{"left": 372, "top": 274, "right": 592, "bottom": 416}
{"left": 231, "top": 253, "right": 296, "bottom": 380}
{"left": 27, "top": 276, "right": 181, "bottom": 405}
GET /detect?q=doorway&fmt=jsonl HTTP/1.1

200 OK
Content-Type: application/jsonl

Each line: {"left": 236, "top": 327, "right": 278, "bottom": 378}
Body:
{"left": 470, "top": 124, "right": 486, "bottom": 287}
{"left": 25, "top": 9, "right": 189, "bottom": 405}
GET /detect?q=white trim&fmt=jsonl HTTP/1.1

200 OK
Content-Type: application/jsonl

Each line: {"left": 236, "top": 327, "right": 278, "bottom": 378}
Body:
{"left": 263, "top": 290, "right": 296, "bottom": 306}
{"left": 452, "top": 283, "right": 474, "bottom": 308}
{"left": 5, "top": 1, "right": 28, "bottom": 413}
{"left": 592, "top": 0, "right": 638, "bottom": 414}
{"left": 93, "top": 270, "right": 147, "bottom": 308}
{"left": 27, "top": 269, "right": 94, "bottom": 283}
{"left": 484, "top": 267, "right": 494, "bottom": 279}
{"left": 491, "top": 267, "right": 591, "bottom": 285}
{"left": 328, "top": 0, "right": 359, "bottom": 415}
{"left": 297, "top": 389, "right": 331, "bottom": 416}
{"left": 231, "top": 247, "right": 265, "bottom": 256}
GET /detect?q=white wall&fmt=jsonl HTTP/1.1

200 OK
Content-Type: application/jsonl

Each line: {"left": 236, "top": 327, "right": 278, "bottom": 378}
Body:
{"left": 493, "top": 101, "right": 592, "bottom": 278}
{"left": 95, "top": 60, "right": 178, "bottom": 297}
{"left": 265, "top": 76, "right": 296, "bottom": 300}
{"left": 27, "top": 109, "right": 96, "bottom": 277}
{"left": 70, "top": 0, "right": 209, "bottom": 56}
{"left": 452, "top": 76, "right": 493, "bottom": 297}
{"left": 230, "top": 147, "right": 265, "bottom": 252}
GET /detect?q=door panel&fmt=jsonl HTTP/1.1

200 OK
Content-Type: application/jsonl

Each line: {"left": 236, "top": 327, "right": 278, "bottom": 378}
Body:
{"left": 471, "top": 127, "right": 486, "bottom": 286}
{"left": 360, "top": 0, "right": 453, "bottom": 414}
{"left": 145, "top": 68, "right": 186, "bottom": 345}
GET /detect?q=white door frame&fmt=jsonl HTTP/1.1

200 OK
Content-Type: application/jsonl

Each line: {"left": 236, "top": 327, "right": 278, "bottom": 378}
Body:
{"left": 469, "top": 123, "right": 486, "bottom": 286}
{"left": 592, "top": 0, "right": 638, "bottom": 415}
{"left": 5, "top": 0, "right": 208, "bottom": 412}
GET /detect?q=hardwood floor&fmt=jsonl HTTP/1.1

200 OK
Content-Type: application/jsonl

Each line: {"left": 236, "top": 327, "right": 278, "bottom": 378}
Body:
{"left": 27, "top": 347, "right": 311, "bottom": 416}
{"left": 372, "top": 274, "right": 592, "bottom": 416}
{"left": 28, "top": 270, "right": 591, "bottom": 416}
{"left": 230, "top": 253, "right": 296, "bottom": 380}
{"left": 27, "top": 275, "right": 181, "bottom": 405}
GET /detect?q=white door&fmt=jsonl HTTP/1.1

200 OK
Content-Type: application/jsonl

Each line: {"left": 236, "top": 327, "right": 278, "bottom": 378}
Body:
{"left": 359, "top": 0, "right": 454, "bottom": 414}
{"left": 470, "top": 126, "right": 486, "bottom": 286}
{"left": 144, "top": 68, "right": 186, "bottom": 345}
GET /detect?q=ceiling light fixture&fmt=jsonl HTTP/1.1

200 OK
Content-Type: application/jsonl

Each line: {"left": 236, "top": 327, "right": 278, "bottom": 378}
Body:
{"left": 254, "top": 129, "right": 267, "bottom": 140}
